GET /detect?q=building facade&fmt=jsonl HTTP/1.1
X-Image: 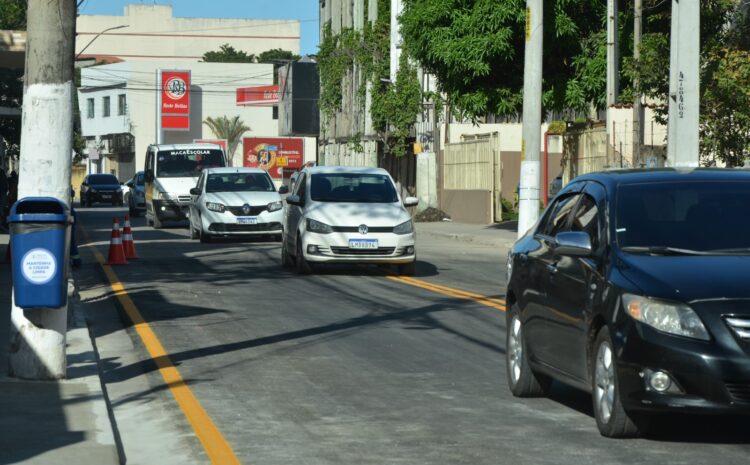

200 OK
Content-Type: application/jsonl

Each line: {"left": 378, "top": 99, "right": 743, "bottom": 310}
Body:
{"left": 76, "top": 4, "right": 300, "bottom": 62}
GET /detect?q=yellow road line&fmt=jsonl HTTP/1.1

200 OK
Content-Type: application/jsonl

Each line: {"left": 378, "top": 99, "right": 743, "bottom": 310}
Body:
{"left": 83, "top": 230, "right": 241, "bottom": 465}
{"left": 386, "top": 275, "right": 507, "bottom": 312}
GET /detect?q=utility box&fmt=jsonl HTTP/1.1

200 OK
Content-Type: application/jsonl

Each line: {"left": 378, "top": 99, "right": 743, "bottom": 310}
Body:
{"left": 9, "top": 197, "right": 71, "bottom": 309}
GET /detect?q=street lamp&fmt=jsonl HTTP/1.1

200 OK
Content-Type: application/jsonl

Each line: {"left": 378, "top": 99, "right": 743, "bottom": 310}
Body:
{"left": 75, "top": 24, "right": 129, "bottom": 60}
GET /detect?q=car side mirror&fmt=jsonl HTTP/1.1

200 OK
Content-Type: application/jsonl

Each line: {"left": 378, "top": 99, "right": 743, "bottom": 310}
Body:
{"left": 126, "top": 181, "right": 134, "bottom": 188}
{"left": 554, "top": 231, "right": 592, "bottom": 257}
{"left": 403, "top": 196, "right": 419, "bottom": 208}
{"left": 278, "top": 185, "right": 289, "bottom": 195}
{"left": 189, "top": 187, "right": 200, "bottom": 196}
{"left": 286, "top": 194, "right": 302, "bottom": 206}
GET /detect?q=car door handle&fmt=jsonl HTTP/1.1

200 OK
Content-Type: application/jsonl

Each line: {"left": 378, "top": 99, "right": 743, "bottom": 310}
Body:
{"left": 546, "top": 264, "right": 558, "bottom": 275}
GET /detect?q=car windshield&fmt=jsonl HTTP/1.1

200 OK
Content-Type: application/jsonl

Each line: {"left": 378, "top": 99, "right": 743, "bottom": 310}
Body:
{"left": 206, "top": 172, "right": 275, "bottom": 193}
{"left": 616, "top": 180, "right": 750, "bottom": 252}
{"left": 89, "top": 175, "right": 119, "bottom": 185}
{"left": 156, "top": 149, "right": 225, "bottom": 178}
{"left": 310, "top": 173, "right": 398, "bottom": 203}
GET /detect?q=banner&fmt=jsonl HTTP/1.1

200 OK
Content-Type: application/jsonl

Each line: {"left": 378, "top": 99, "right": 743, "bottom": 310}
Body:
{"left": 243, "top": 137, "right": 303, "bottom": 178}
{"left": 160, "top": 70, "right": 190, "bottom": 130}
{"left": 236, "top": 85, "right": 279, "bottom": 106}
{"left": 193, "top": 139, "right": 228, "bottom": 152}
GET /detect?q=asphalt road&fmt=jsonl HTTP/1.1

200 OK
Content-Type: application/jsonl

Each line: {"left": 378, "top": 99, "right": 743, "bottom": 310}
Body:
{"left": 75, "top": 206, "right": 750, "bottom": 465}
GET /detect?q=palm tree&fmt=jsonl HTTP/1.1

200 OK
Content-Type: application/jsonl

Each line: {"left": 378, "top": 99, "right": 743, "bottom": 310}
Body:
{"left": 202, "top": 115, "right": 250, "bottom": 167}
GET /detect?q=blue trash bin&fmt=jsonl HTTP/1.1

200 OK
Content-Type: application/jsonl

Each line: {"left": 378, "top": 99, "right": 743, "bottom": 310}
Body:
{"left": 9, "top": 197, "right": 71, "bottom": 309}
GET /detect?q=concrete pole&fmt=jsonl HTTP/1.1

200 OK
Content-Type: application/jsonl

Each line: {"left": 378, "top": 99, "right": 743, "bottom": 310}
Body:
{"left": 606, "top": 0, "right": 619, "bottom": 107}
{"left": 633, "top": 0, "right": 643, "bottom": 167}
{"left": 667, "top": 0, "right": 700, "bottom": 167}
{"left": 517, "top": 0, "right": 543, "bottom": 238}
{"left": 9, "top": 0, "right": 76, "bottom": 379}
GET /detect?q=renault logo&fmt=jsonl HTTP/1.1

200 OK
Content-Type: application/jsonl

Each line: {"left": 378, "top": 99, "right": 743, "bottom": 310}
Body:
{"left": 242, "top": 204, "right": 251, "bottom": 215}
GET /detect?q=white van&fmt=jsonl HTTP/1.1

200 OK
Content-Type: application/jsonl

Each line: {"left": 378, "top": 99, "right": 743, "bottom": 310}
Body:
{"left": 144, "top": 143, "right": 227, "bottom": 228}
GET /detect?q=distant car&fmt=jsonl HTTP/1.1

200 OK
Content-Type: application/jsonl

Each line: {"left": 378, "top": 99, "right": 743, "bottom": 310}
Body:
{"left": 281, "top": 166, "right": 418, "bottom": 275}
{"left": 188, "top": 167, "right": 284, "bottom": 243}
{"left": 506, "top": 168, "right": 750, "bottom": 438}
{"left": 124, "top": 171, "right": 146, "bottom": 216}
{"left": 80, "top": 173, "right": 124, "bottom": 206}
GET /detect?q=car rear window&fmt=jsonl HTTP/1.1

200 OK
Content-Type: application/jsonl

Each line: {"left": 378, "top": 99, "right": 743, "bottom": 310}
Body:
{"left": 89, "top": 175, "right": 119, "bottom": 185}
{"left": 310, "top": 173, "right": 398, "bottom": 203}
{"left": 616, "top": 180, "right": 750, "bottom": 251}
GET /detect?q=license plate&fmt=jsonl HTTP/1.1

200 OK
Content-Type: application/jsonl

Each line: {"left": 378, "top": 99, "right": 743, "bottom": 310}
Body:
{"left": 101, "top": 194, "right": 111, "bottom": 199}
{"left": 237, "top": 217, "right": 258, "bottom": 225}
{"left": 349, "top": 239, "right": 378, "bottom": 249}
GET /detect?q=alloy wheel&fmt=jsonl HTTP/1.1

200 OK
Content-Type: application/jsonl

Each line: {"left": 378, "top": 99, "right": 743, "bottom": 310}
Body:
{"left": 508, "top": 315, "right": 523, "bottom": 385}
{"left": 594, "top": 341, "right": 615, "bottom": 425}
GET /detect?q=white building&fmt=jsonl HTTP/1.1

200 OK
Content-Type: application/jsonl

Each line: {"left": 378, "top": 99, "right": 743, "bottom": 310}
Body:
{"left": 76, "top": 4, "right": 300, "bottom": 62}
{"left": 78, "top": 61, "right": 316, "bottom": 181}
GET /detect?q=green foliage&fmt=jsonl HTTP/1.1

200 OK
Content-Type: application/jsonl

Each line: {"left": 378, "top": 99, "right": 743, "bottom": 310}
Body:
{"left": 399, "top": 0, "right": 606, "bottom": 119}
{"left": 547, "top": 120, "right": 567, "bottom": 135}
{"left": 0, "top": 0, "right": 26, "bottom": 29}
{"left": 202, "top": 44, "right": 256, "bottom": 63}
{"left": 501, "top": 197, "right": 518, "bottom": 221}
{"left": 202, "top": 116, "right": 251, "bottom": 167}
{"left": 258, "top": 49, "right": 301, "bottom": 63}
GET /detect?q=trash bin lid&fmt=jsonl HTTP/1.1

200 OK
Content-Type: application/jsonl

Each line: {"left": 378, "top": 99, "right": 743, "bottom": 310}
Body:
{"left": 8, "top": 197, "right": 69, "bottom": 223}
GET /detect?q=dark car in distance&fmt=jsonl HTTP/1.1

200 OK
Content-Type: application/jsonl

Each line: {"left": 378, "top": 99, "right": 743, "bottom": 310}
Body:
{"left": 125, "top": 171, "right": 146, "bottom": 216}
{"left": 80, "top": 173, "right": 124, "bottom": 206}
{"left": 505, "top": 168, "right": 750, "bottom": 438}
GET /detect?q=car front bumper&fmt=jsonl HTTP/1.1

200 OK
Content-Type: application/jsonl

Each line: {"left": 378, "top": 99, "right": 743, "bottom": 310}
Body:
{"left": 615, "top": 319, "right": 750, "bottom": 414}
{"left": 153, "top": 199, "right": 189, "bottom": 220}
{"left": 200, "top": 208, "right": 283, "bottom": 236}
{"left": 300, "top": 231, "right": 416, "bottom": 264}
{"left": 88, "top": 191, "right": 123, "bottom": 204}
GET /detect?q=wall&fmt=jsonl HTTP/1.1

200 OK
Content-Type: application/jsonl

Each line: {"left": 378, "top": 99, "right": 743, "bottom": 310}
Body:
{"left": 440, "top": 190, "right": 492, "bottom": 224}
{"left": 76, "top": 5, "right": 300, "bottom": 61}
{"left": 78, "top": 86, "right": 130, "bottom": 137}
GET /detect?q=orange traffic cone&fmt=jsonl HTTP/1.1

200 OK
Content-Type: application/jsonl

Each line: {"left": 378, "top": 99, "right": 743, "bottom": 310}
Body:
{"left": 106, "top": 217, "right": 128, "bottom": 265}
{"left": 122, "top": 214, "right": 139, "bottom": 260}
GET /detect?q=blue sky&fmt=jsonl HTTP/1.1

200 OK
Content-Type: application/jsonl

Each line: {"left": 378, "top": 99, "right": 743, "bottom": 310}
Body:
{"left": 78, "top": 0, "right": 320, "bottom": 56}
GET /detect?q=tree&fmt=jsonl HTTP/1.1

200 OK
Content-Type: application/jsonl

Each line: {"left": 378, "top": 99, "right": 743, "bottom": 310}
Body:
{"left": 202, "top": 116, "right": 250, "bottom": 167}
{"left": 0, "top": 0, "right": 26, "bottom": 29}
{"left": 202, "top": 44, "right": 256, "bottom": 63}
{"left": 398, "top": 0, "right": 606, "bottom": 119}
{"left": 258, "top": 48, "right": 300, "bottom": 63}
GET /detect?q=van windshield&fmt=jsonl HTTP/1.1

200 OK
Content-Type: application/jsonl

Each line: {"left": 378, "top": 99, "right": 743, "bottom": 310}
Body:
{"left": 156, "top": 149, "right": 225, "bottom": 178}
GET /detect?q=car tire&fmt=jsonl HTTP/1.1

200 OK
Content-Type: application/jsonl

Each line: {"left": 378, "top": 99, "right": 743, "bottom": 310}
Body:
{"left": 199, "top": 228, "right": 211, "bottom": 243}
{"left": 190, "top": 225, "right": 199, "bottom": 240}
{"left": 281, "top": 234, "right": 293, "bottom": 268}
{"left": 295, "top": 234, "right": 313, "bottom": 274}
{"left": 592, "top": 327, "right": 642, "bottom": 438}
{"left": 398, "top": 260, "right": 416, "bottom": 276}
{"left": 506, "top": 303, "right": 552, "bottom": 397}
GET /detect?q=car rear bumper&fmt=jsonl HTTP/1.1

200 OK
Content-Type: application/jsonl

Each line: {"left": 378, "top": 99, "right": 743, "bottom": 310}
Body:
{"left": 615, "top": 321, "right": 750, "bottom": 414}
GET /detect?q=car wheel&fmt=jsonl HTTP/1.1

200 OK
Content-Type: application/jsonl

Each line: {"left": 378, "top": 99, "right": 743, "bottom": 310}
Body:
{"left": 295, "top": 234, "right": 313, "bottom": 274}
{"left": 199, "top": 227, "right": 211, "bottom": 243}
{"left": 190, "top": 225, "right": 199, "bottom": 240}
{"left": 398, "top": 260, "right": 416, "bottom": 276}
{"left": 281, "top": 234, "right": 293, "bottom": 268}
{"left": 152, "top": 206, "right": 163, "bottom": 229}
{"left": 592, "top": 327, "right": 642, "bottom": 438}
{"left": 506, "top": 303, "right": 552, "bottom": 397}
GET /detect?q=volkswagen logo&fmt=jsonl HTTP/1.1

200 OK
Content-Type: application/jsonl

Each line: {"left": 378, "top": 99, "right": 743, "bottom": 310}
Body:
{"left": 358, "top": 224, "right": 368, "bottom": 235}
{"left": 242, "top": 204, "right": 251, "bottom": 215}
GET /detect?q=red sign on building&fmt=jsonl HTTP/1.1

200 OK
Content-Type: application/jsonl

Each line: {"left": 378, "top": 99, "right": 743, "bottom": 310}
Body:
{"left": 236, "top": 85, "right": 279, "bottom": 106}
{"left": 243, "top": 137, "right": 304, "bottom": 178}
{"left": 160, "top": 70, "right": 190, "bottom": 130}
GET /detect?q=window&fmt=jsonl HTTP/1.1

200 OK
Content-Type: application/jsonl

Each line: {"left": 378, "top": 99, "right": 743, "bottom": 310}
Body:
{"left": 86, "top": 98, "right": 94, "bottom": 118}
{"left": 103, "top": 96, "right": 110, "bottom": 117}
{"left": 570, "top": 195, "right": 599, "bottom": 250}
{"left": 293, "top": 174, "right": 306, "bottom": 199}
{"left": 118, "top": 94, "right": 126, "bottom": 116}
{"left": 538, "top": 194, "right": 581, "bottom": 237}
{"left": 272, "top": 106, "right": 279, "bottom": 120}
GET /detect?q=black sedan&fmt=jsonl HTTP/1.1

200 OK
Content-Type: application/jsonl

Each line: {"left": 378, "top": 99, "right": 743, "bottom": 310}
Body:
{"left": 80, "top": 173, "right": 124, "bottom": 206}
{"left": 506, "top": 168, "right": 750, "bottom": 438}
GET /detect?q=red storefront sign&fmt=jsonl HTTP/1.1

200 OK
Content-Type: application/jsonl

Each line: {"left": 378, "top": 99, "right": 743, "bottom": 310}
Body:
{"left": 243, "top": 137, "right": 303, "bottom": 178}
{"left": 160, "top": 70, "right": 190, "bottom": 130}
{"left": 236, "top": 85, "right": 279, "bottom": 106}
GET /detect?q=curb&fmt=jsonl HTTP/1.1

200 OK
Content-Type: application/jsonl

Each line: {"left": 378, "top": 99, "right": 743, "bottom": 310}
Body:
{"left": 416, "top": 228, "right": 516, "bottom": 251}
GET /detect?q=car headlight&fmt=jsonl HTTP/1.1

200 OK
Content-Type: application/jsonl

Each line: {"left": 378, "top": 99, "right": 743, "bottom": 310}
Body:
{"left": 307, "top": 218, "right": 332, "bottom": 234}
{"left": 393, "top": 220, "right": 414, "bottom": 235}
{"left": 205, "top": 201, "right": 226, "bottom": 213}
{"left": 267, "top": 201, "right": 283, "bottom": 212}
{"left": 622, "top": 293, "right": 709, "bottom": 340}
{"left": 159, "top": 191, "right": 178, "bottom": 201}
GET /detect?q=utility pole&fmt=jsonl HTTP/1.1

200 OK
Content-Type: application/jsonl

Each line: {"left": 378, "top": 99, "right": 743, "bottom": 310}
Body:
{"left": 9, "top": 0, "right": 76, "bottom": 379}
{"left": 517, "top": 0, "right": 543, "bottom": 238}
{"left": 606, "top": 0, "right": 619, "bottom": 107}
{"left": 633, "top": 0, "right": 644, "bottom": 167}
{"left": 667, "top": 0, "right": 700, "bottom": 167}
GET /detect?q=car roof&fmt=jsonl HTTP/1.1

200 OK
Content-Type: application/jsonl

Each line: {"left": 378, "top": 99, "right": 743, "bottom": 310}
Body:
{"left": 87, "top": 173, "right": 117, "bottom": 178}
{"left": 574, "top": 168, "right": 750, "bottom": 192}
{"left": 203, "top": 167, "right": 268, "bottom": 175}
{"left": 149, "top": 143, "right": 223, "bottom": 151}
{"left": 304, "top": 166, "right": 390, "bottom": 175}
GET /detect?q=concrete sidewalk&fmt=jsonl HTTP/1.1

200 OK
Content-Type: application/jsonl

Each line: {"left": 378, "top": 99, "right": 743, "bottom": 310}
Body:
{"left": 0, "top": 233, "right": 120, "bottom": 465}
{"left": 416, "top": 220, "right": 519, "bottom": 250}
